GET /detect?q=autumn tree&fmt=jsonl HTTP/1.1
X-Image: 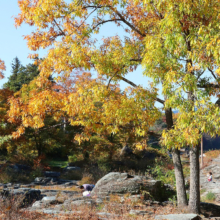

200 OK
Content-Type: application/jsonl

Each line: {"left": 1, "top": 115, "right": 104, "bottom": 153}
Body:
{"left": 9, "top": 0, "right": 220, "bottom": 213}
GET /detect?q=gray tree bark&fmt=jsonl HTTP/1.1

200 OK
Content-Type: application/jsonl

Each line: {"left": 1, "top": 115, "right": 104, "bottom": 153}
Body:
{"left": 172, "top": 148, "right": 188, "bottom": 207}
{"left": 188, "top": 145, "right": 200, "bottom": 214}
{"left": 165, "top": 108, "right": 188, "bottom": 207}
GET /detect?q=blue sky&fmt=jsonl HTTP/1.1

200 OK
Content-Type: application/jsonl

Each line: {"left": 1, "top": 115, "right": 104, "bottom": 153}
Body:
{"left": 0, "top": 1, "right": 163, "bottom": 107}
{"left": 0, "top": 0, "right": 44, "bottom": 86}
{"left": 0, "top": 1, "right": 147, "bottom": 85}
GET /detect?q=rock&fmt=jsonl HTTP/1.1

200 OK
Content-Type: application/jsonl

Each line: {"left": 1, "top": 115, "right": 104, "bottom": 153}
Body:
{"left": 63, "top": 166, "right": 81, "bottom": 171}
{"left": 200, "top": 202, "right": 220, "bottom": 217}
{"left": 34, "top": 177, "right": 55, "bottom": 185}
{"left": 71, "top": 199, "right": 95, "bottom": 206}
{"left": 8, "top": 165, "right": 20, "bottom": 172}
{"left": 15, "top": 164, "right": 31, "bottom": 172}
{"left": 97, "top": 212, "right": 120, "bottom": 218}
{"left": 95, "top": 198, "right": 103, "bottom": 204}
{"left": 32, "top": 200, "right": 49, "bottom": 208}
{"left": 38, "top": 209, "right": 80, "bottom": 215}
{"left": 42, "top": 196, "right": 59, "bottom": 204}
{"left": 6, "top": 164, "right": 31, "bottom": 173}
{"left": 63, "top": 181, "right": 78, "bottom": 186}
{"left": 13, "top": 184, "right": 21, "bottom": 189}
{"left": 142, "top": 152, "right": 156, "bottom": 160}
{"left": 214, "top": 174, "right": 220, "bottom": 179}
{"left": 31, "top": 196, "right": 62, "bottom": 208}
{"left": 6, "top": 183, "right": 12, "bottom": 187}
{"left": 120, "top": 145, "right": 133, "bottom": 156}
{"left": 91, "top": 172, "right": 169, "bottom": 201}
{"left": 128, "top": 194, "right": 142, "bottom": 202}
{"left": 44, "top": 171, "right": 60, "bottom": 178}
{"left": 129, "top": 210, "right": 149, "bottom": 215}
{"left": 1, "top": 188, "right": 41, "bottom": 208}
{"left": 154, "top": 214, "right": 201, "bottom": 220}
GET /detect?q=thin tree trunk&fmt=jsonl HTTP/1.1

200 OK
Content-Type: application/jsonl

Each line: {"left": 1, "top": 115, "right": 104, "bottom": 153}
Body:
{"left": 165, "top": 108, "right": 187, "bottom": 207}
{"left": 189, "top": 145, "right": 200, "bottom": 214}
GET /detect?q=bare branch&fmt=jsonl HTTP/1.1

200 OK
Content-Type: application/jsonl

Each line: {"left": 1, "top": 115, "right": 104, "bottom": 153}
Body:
{"left": 116, "top": 75, "right": 165, "bottom": 104}
{"left": 107, "top": 70, "right": 119, "bottom": 88}
{"left": 130, "top": 58, "right": 143, "bottom": 62}
{"left": 92, "top": 19, "right": 122, "bottom": 31}
{"left": 197, "top": 83, "right": 220, "bottom": 89}
{"left": 53, "top": 19, "right": 66, "bottom": 36}
{"left": 208, "top": 68, "right": 217, "bottom": 80}
{"left": 109, "top": 7, "right": 146, "bottom": 37}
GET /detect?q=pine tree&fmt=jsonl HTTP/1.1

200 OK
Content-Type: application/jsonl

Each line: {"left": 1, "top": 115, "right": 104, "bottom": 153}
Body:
{"left": 4, "top": 57, "right": 23, "bottom": 92}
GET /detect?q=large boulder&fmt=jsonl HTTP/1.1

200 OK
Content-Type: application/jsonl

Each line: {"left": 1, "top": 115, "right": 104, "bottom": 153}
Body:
{"left": 91, "top": 172, "right": 170, "bottom": 201}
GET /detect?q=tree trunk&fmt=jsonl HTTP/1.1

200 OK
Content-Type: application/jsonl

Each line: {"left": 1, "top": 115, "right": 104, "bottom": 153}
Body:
{"left": 188, "top": 145, "right": 200, "bottom": 214}
{"left": 172, "top": 148, "right": 188, "bottom": 207}
{"left": 165, "top": 108, "right": 187, "bottom": 207}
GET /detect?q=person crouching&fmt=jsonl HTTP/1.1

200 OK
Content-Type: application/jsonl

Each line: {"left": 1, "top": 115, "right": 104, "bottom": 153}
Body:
{"left": 79, "top": 184, "right": 95, "bottom": 196}
{"left": 207, "top": 172, "right": 212, "bottom": 182}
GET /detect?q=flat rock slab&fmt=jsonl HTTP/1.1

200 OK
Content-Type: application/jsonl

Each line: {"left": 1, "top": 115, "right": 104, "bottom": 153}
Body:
{"left": 71, "top": 199, "right": 95, "bottom": 206}
{"left": 38, "top": 209, "right": 81, "bottom": 215}
{"left": 129, "top": 210, "right": 149, "bottom": 215}
{"left": 155, "top": 214, "right": 201, "bottom": 220}
{"left": 42, "top": 196, "right": 58, "bottom": 203}
{"left": 32, "top": 201, "right": 50, "bottom": 209}
{"left": 97, "top": 212, "right": 120, "bottom": 218}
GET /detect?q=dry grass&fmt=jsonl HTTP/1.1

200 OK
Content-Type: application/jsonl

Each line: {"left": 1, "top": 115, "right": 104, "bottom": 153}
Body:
{"left": 30, "top": 185, "right": 81, "bottom": 192}
{"left": 205, "top": 149, "right": 220, "bottom": 158}
{"left": 0, "top": 189, "right": 183, "bottom": 220}
{"left": 0, "top": 191, "right": 216, "bottom": 219}
{"left": 0, "top": 194, "right": 47, "bottom": 220}
{"left": 78, "top": 173, "right": 96, "bottom": 185}
{"left": 200, "top": 149, "right": 220, "bottom": 169}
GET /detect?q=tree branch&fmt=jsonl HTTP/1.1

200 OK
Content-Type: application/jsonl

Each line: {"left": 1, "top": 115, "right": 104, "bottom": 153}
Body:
{"left": 92, "top": 19, "right": 122, "bottom": 31}
{"left": 197, "top": 83, "right": 220, "bottom": 89}
{"left": 109, "top": 7, "right": 146, "bottom": 37}
{"left": 116, "top": 75, "right": 165, "bottom": 104}
{"left": 208, "top": 68, "right": 217, "bottom": 80}
{"left": 53, "top": 19, "right": 66, "bottom": 36}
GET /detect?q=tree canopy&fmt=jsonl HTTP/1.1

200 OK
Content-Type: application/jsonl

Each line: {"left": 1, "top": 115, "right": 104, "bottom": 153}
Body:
{"left": 5, "top": 0, "right": 220, "bottom": 213}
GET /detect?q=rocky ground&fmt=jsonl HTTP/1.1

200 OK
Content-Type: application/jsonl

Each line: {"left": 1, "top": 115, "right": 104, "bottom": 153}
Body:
{"left": 1, "top": 164, "right": 220, "bottom": 219}
{"left": 200, "top": 155, "right": 220, "bottom": 203}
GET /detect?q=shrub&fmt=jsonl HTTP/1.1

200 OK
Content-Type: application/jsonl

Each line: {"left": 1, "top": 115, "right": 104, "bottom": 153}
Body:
{"left": 68, "top": 154, "right": 84, "bottom": 163}
{"left": 0, "top": 166, "right": 33, "bottom": 184}
{"left": 146, "top": 161, "right": 176, "bottom": 187}
{"left": 205, "top": 192, "right": 216, "bottom": 201}
{"left": 79, "top": 173, "right": 95, "bottom": 185}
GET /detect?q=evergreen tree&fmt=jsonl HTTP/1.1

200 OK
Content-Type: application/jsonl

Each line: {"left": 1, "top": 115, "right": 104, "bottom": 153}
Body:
{"left": 3, "top": 57, "right": 23, "bottom": 92}
{"left": 3, "top": 57, "right": 40, "bottom": 92}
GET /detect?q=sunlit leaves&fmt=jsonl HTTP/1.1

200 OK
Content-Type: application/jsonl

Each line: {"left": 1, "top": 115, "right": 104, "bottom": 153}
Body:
{"left": 8, "top": 72, "right": 160, "bottom": 140}
{"left": 14, "top": 0, "right": 220, "bottom": 151}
